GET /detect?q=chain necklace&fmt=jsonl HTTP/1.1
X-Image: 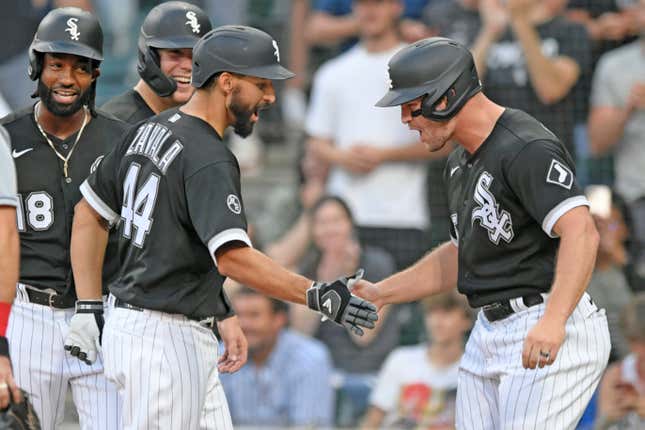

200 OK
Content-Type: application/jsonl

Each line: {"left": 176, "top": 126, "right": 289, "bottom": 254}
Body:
{"left": 34, "top": 102, "right": 89, "bottom": 179}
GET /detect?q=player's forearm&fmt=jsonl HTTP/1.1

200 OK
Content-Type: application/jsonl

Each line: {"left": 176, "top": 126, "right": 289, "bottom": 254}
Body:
{"left": 512, "top": 19, "right": 579, "bottom": 104}
{"left": 545, "top": 209, "right": 599, "bottom": 323}
{"left": 71, "top": 199, "right": 109, "bottom": 300}
{"left": 588, "top": 108, "right": 631, "bottom": 156}
{"left": 217, "top": 244, "right": 311, "bottom": 305}
{"left": 0, "top": 208, "right": 19, "bottom": 303}
{"left": 377, "top": 242, "right": 458, "bottom": 305}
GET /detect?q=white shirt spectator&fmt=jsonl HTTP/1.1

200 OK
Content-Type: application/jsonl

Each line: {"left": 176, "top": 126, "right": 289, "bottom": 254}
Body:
{"left": 306, "top": 43, "right": 428, "bottom": 229}
{"left": 370, "top": 345, "right": 460, "bottom": 428}
{"left": 591, "top": 41, "right": 645, "bottom": 203}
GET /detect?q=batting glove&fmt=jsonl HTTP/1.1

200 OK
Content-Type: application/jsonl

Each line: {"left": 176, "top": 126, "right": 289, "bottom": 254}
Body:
{"left": 64, "top": 300, "right": 104, "bottom": 365}
{"left": 306, "top": 269, "right": 378, "bottom": 336}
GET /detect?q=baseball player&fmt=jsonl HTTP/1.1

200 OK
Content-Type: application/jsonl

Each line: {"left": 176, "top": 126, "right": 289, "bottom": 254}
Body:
{"left": 1, "top": 8, "right": 126, "bottom": 429}
{"left": 64, "top": 25, "right": 378, "bottom": 429}
{"left": 100, "top": 1, "right": 247, "bottom": 373}
{"left": 101, "top": 1, "right": 211, "bottom": 124}
{"left": 0, "top": 126, "right": 21, "bottom": 410}
{"left": 352, "top": 37, "right": 611, "bottom": 429}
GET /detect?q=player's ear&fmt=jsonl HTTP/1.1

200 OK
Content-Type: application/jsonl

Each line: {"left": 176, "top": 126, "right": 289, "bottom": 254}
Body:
{"left": 218, "top": 72, "right": 235, "bottom": 95}
{"left": 92, "top": 67, "right": 100, "bottom": 81}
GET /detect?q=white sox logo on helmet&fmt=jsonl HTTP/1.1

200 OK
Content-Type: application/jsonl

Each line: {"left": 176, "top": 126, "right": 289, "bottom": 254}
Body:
{"left": 272, "top": 40, "right": 280, "bottom": 62}
{"left": 185, "top": 11, "right": 201, "bottom": 34}
{"left": 65, "top": 18, "right": 80, "bottom": 41}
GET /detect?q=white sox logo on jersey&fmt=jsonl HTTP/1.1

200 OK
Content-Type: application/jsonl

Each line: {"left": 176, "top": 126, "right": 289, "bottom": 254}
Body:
{"left": 471, "top": 171, "right": 514, "bottom": 245}
{"left": 65, "top": 18, "right": 80, "bottom": 41}
{"left": 185, "top": 11, "right": 201, "bottom": 34}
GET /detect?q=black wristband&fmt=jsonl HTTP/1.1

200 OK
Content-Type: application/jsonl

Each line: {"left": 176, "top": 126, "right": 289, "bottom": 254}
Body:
{"left": 0, "top": 336, "right": 9, "bottom": 357}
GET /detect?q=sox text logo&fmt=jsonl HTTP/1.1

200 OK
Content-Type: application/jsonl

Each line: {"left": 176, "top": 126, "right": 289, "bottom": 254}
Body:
{"left": 471, "top": 171, "right": 514, "bottom": 244}
{"left": 65, "top": 18, "right": 80, "bottom": 41}
{"left": 185, "top": 11, "right": 200, "bottom": 34}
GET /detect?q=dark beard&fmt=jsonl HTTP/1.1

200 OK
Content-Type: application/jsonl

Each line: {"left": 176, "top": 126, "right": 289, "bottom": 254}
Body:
{"left": 38, "top": 80, "right": 92, "bottom": 117}
{"left": 229, "top": 99, "right": 256, "bottom": 138}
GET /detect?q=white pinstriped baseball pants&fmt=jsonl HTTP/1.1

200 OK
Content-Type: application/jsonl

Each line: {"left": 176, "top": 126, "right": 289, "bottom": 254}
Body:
{"left": 7, "top": 285, "right": 121, "bottom": 430}
{"left": 103, "top": 299, "right": 233, "bottom": 430}
{"left": 455, "top": 292, "right": 610, "bottom": 430}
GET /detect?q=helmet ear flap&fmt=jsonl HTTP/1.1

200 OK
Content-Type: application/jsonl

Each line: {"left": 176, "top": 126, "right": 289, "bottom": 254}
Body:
{"left": 28, "top": 48, "right": 41, "bottom": 81}
{"left": 137, "top": 45, "right": 177, "bottom": 97}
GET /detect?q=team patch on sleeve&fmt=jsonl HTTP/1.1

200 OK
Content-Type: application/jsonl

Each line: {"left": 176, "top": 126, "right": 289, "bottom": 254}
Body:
{"left": 546, "top": 159, "right": 573, "bottom": 190}
{"left": 226, "top": 194, "right": 241, "bottom": 214}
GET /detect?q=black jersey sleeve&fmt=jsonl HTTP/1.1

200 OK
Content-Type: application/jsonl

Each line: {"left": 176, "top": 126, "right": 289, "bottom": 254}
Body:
{"left": 185, "top": 161, "right": 251, "bottom": 265}
{"left": 506, "top": 139, "right": 589, "bottom": 237}
{"left": 79, "top": 143, "right": 122, "bottom": 225}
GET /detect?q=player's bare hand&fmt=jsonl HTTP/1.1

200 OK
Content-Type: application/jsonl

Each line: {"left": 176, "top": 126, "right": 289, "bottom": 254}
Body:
{"left": 0, "top": 355, "right": 21, "bottom": 409}
{"left": 350, "top": 279, "right": 383, "bottom": 310}
{"left": 522, "top": 316, "right": 565, "bottom": 369}
{"left": 217, "top": 316, "right": 248, "bottom": 374}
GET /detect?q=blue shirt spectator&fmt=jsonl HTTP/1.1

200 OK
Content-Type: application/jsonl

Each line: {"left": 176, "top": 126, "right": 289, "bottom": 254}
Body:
{"left": 220, "top": 289, "right": 335, "bottom": 427}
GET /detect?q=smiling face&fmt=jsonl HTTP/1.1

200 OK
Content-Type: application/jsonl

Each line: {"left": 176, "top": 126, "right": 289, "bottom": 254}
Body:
{"left": 400, "top": 96, "right": 457, "bottom": 152}
{"left": 158, "top": 47, "right": 194, "bottom": 104}
{"left": 226, "top": 74, "right": 276, "bottom": 138}
{"left": 312, "top": 199, "right": 355, "bottom": 253}
{"left": 38, "top": 52, "right": 98, "bottom": 117}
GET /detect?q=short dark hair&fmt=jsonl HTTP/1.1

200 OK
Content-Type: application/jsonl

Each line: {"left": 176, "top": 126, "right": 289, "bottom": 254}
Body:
{"left": 234, "top": 287, "right": 289, "bottom": 314}
{"left": 422, "top": 291, "right": 472, "bottom": 319}
{"left": 312, "top": 195, "right": 355, "bottom": 225}
{"left": 620, "top": 293, "right": 645, "bottom": 342}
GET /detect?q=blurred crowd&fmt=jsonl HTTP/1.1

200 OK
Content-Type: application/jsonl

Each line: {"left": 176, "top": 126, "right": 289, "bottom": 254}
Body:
{"left": 2, "top": 0, "right": 645, "bottom": 428}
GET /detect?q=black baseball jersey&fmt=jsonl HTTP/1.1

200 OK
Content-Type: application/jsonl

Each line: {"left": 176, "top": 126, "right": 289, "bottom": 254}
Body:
{"left": 101, "top": 89, "right": 237, "bottom": 320}
{"left": 101, "top": 89, "right": 155, "bottom": 125}
{"left": 444, "top": 109, "right": 589, "bottom": 307}
{"left": 81, "top": 108, "right": 251, "bottom": 319}
{"left": 1, "top": 105, "right": 128, "bottom": 297}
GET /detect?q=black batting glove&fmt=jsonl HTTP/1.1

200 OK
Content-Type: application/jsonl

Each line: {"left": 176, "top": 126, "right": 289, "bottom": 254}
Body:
{"left": 306, "top": 269, "right": 378, "bottom": 336}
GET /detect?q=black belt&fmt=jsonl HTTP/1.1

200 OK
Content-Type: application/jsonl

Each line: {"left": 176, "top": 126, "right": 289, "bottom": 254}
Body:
{"left": 482, "top": 294, "right": 544, "bottom": 322}
{"left": 25, "top": 287, "right": 75, "bottom": 309}
{"left": 114, "top": 298, "right": 215, "bottom": 328}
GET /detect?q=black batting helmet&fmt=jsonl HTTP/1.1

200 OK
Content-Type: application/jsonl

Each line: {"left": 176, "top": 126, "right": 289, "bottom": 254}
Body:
{"left": 376, "top": 37, "right": 482, "bottom": 121}
{"left": 137, "top": 1, "right": 212, "bottom": 97}
{"left": 191, "top": 25, "right": 295, "bottom": 88}
{"left": 28, "top": 7, "right": 103, "bottom": 81}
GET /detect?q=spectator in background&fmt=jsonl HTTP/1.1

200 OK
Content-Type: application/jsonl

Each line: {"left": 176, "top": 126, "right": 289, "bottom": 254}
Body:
{"left": 361, "top": 291, "right": 472, "bottom": 430}
{"left": 596, "top": 294, "right": 645, "bottom": 429}
{"left": 471, "top": 0, "right": 591, "bottom": 158}
{"left": 291, "top": 195, "right": 419, "bottom": 426}
{"left": 306, "top": 0, "right": 432, "bottom": 51}
{"left": 220, "top": 287, "right": 335, "bottom": 428}
{"left": 587, "top": 195, "right": 633, "bottom": 360}
{"left": 306, "top": 0, "right": 450, "bottom": 271}
{"left": 588, "top": 0, "right": 645, "bottom": 289}
{"left": 0, "top": 0, "right": 92, "bottom": 111}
